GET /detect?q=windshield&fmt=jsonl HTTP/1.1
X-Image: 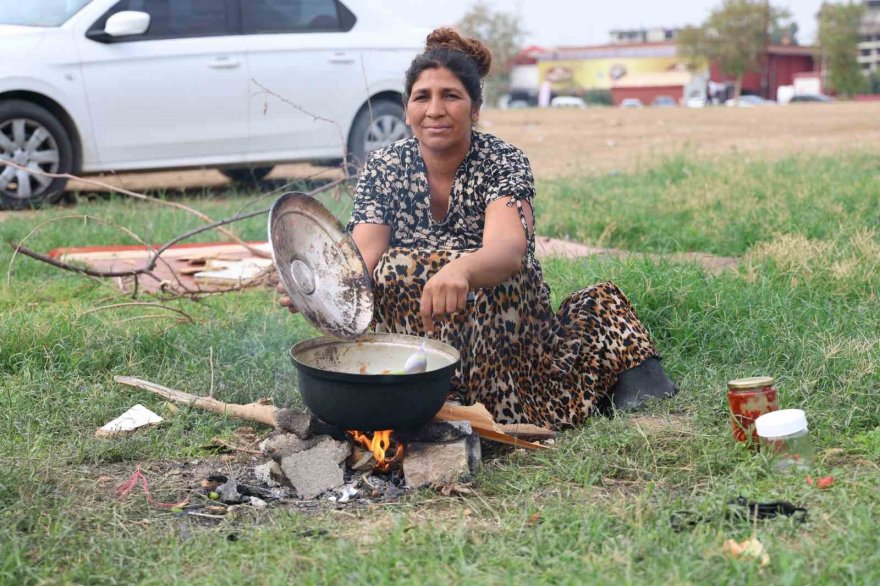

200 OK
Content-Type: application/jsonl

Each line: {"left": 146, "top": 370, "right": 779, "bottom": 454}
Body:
{"left": 0, "top": 0, "right": 92, "bottom": 27}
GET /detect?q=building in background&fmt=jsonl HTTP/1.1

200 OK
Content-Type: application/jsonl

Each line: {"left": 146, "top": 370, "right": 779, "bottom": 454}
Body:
{"left": 859, "top": 0, "right": 880, "bottom": 74}
{"left": 609, "top": 27, "right": 680, "bottom": 44}
{"left": 506, "top": 36, "right": 816, "bottom": 107}
{"left": 709, "top": 44, "right": 816, "bottom": 101}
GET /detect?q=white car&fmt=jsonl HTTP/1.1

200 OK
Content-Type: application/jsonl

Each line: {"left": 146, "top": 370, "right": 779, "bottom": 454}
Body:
{"left": 724, "top": 95, "right": 776, "bottom": 107}
{"left": 619, "top": 98, "right": 644, "bottom": 109}
{"left": 549, "top": 96, "right": 586, "bottom": 109}
{"left": 0, "top": 0, "right": 423, "bottom": 209}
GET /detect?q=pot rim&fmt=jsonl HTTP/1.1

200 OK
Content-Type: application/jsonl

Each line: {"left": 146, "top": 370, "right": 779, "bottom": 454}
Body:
{"left": 290, "top": 332, "right": 460, "bottom": 382}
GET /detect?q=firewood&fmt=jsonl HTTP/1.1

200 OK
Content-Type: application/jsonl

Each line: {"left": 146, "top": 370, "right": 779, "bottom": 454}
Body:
{"left": 113, "top": 376, "right": 551, "bottom": 450}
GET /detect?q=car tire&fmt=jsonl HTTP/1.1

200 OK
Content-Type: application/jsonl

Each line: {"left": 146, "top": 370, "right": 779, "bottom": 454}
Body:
{"left": 220, "top": 165, "right": 274, "bottom": 184}
{"left": 0, "top": 100, "right": 74, "bottom": 210}
{"left": 346, "top": 100, "right": 409, "bottom": 171}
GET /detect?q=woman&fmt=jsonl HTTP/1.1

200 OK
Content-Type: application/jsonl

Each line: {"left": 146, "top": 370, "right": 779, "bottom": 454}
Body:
{"left": 281, "top": 28, "right": 677, "bottom": 430}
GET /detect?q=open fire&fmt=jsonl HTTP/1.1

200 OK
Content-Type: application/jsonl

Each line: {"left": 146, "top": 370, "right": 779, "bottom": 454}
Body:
{"left": 347, "top": 430, "right": 404, "bottom": 473}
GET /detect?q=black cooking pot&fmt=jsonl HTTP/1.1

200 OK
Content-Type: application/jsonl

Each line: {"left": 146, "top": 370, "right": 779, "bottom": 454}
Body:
{"left": 290, "top": 333, "right": 460, "bottom": 431}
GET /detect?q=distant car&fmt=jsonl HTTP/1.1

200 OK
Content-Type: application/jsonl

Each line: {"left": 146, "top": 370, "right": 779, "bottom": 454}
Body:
{"left": 725, "top": 95, "right": 776, "bottom": 107}
{"left": 0, "top": 0, "right": 423, "bottom": 210}
{"left": 651, "top": 95, "right": 678, "bottom": 107}
{"left": 550, "top": 96, "right": 586, "bottom": 109}
{"left": 788, "top": 94, "right": 832, "bottom": 103}
{"left": 619, "top": 98, "right": 644, "bottom": 109}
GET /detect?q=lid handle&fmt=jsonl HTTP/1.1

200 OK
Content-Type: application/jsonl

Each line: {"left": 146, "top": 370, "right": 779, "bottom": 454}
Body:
{"left": 290, "top": 259, "right": 316, "bottom": 295}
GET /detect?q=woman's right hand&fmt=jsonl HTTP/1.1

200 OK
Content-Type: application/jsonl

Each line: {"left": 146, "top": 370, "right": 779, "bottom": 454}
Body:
{"left": 276, "top": 283, "right": 298, "bottom": 314}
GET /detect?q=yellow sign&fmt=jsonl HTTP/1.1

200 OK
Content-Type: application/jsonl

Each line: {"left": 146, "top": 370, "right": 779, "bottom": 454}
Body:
{"left": 539, "top": 57, "right": 696, "bottom": 91}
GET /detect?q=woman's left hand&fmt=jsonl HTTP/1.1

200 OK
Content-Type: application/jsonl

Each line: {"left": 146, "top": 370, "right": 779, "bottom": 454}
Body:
{"left": 420, "top": 263, "right": 470, "bottom": 333}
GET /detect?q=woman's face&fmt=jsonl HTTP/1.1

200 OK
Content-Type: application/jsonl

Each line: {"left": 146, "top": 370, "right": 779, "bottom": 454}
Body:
{"left": 406, "top": 66, "right": 478, "bottom": 154}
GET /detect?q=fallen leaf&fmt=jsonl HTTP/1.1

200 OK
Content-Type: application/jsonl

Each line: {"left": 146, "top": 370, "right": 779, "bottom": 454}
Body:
{"left": 816, "top": 476, "right": 834, "bottom": 490}
{"left": 722, "top": 537, "right": 770, "bottom": 567}
{"left": 434, "top": 482, "right": 474, "bottom": 497}
{"left": 806, "top": 475, "right": 835, "bottom": 489}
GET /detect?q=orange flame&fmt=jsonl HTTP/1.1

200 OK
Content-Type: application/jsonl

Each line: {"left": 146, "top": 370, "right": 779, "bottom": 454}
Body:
{"left": 347, "top": 430, "right": 404, "bottom": 473}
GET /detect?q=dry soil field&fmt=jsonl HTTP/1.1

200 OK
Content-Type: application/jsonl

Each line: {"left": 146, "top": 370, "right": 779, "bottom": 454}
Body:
{"left": 67, "top": 101, "right": 880, "bottom": 193}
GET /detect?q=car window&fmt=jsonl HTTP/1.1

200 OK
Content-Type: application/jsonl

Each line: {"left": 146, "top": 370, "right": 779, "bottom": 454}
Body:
{"left": 92, "top": 0, "right": 230, "bottom": 40}
{"left": 242, "top": 0, "right": 352, "bottom": 34}
{"left": 0, "top": 0, "right": 91, "bottom": 27}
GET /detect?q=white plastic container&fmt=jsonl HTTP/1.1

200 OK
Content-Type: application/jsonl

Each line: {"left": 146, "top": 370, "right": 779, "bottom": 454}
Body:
{"left": 755, "top": 409, "right": 814, "bottom": 472}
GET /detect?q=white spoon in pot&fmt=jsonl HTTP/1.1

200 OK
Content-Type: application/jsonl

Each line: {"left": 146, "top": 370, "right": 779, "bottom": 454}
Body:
{"left": 400, "top": 337, "right": 428, "bottom": 374}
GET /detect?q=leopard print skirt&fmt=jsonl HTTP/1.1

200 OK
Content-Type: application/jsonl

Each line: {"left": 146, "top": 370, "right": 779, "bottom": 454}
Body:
{"left": 372, "top": 247, "right": 658, "bottom": 430}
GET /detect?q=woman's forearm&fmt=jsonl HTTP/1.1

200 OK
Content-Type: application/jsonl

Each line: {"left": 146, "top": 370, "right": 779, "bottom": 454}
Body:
{"left": 452, "top": 243, "right": 526, "bottom": 289}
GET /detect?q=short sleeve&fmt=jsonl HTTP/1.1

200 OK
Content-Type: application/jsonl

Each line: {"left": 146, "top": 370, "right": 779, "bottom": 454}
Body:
{"left": 483, "top": 145, "right": 536, "bottom": 209}
{"left": 347, "top": 149, "right": 397, "bottom": 231}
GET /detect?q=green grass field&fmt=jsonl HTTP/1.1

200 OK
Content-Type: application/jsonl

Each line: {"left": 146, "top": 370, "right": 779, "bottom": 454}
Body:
{"left": 1, "top": 154, "right": 878, "bottom": 585}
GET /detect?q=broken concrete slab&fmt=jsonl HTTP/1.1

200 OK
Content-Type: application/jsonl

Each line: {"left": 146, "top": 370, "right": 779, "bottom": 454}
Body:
{"left": 279, "top": 436, "right": 351, "bottom": 500}
{"left": 398, "top": 420, "right": 474, "bottom": 444}
{"left": 273, "top": 409, "right": 346, "bottom": 440}
{"left": 403, "top": 435, "right": 481, "bottom": 489}
{"left": 253, "top": 460, "right": 285, "bottom": 488}
{"left": 259, "top": 432, "right": 312, "bottom": 460}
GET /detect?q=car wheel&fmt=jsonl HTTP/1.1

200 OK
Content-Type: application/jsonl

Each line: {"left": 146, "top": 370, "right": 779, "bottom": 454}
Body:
{"left": 220, "top": 165, "right": 274, "bottom": 183}
{"left": 0, "top": 100, "right": 74, "bottom": 210}
{"left": 346, "top": 100, "right": 409, "bottom": 170}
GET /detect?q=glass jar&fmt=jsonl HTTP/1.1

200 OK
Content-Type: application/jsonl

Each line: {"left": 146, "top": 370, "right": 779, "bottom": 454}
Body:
{"left": 755, "top": 409, "right": 814, "bottom": 472}
{"left": 727, "top": 376, "right": 779, "bottom": 444}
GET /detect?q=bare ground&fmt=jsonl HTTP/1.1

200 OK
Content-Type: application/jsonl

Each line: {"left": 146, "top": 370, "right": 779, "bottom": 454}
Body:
{"left": 60, "top": 101, "right": 880, "bottom": 194}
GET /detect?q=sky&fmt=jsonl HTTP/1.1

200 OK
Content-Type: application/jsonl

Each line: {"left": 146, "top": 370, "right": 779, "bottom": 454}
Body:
{"left": 387, "top": 0, "right": 827, "bottom": 47}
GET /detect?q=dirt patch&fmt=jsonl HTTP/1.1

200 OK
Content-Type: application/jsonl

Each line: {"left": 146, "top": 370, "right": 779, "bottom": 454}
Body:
{"left": 61, "top": 102, "right": 880, "bottom": 194}
{"left": 481, "top": 101, "right": 880, "bottom": 179}
{"left": 535, "top": 236, "right": 738, "bottom": 274}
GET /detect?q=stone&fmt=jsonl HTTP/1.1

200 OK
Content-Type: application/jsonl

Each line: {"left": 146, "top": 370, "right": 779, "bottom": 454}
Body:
{"left": 403, "top": 434, "right": 481, "bottom": 489}
{"left": 398, "top": 420, "right": 474, "bottom": 443}
{"left": 253, "top": 460, "right": 284, "bottom": 487}
{"left": 216, "top": 478, "right": 247, "bottom": 504}
{"left": 274, "top": 409, "right": 346, "bottom": 440}
{"left": 279, "top": 436, "right": 351, "bottom": 500}
{"left": 259, "top": 432, "right": 311, "bottom": 460}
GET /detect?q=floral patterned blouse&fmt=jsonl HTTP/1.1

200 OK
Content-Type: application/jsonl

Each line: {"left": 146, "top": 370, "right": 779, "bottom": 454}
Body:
{"left": 347, "top": 131, "right": 537, "bottom": 255}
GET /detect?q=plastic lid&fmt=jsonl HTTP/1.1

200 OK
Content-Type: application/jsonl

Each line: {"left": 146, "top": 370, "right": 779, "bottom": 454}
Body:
{"left": 268, "top": 192, "right": 373, "bottom": 340}
{"left": 755, "top": 409, "right": 808, "bottom": 438}
{"left": 728, "top": 376, "right": 775, "bottom": 390}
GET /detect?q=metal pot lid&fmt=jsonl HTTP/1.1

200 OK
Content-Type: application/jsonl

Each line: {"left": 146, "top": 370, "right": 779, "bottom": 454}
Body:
{"left": 268, "top": 192, "right": 373, "bottom": 340}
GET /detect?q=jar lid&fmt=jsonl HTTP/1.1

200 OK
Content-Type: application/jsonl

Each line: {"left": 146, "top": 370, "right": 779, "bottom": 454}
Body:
{"left": 755, "top": 409, "right": 808, "bottom": 438}
{"left": 728, "top": 376, "right": 775, "bottom": 390}
{"left": 268, "top": 192, "right": 373, "bottom": 340}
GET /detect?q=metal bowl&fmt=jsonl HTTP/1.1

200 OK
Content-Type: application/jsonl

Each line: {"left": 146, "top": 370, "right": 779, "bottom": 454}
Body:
{"left": 290, "top": 333, "right": 460, "bottom": 431}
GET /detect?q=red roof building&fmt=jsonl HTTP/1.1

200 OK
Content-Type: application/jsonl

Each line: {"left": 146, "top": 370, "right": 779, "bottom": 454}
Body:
{"left": 709, "top": 44, "right": 817, "bottom": 99}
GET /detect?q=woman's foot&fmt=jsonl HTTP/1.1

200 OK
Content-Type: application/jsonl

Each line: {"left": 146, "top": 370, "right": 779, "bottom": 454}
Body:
{"left": 602, "top": 357, "right": 679, "bottom": 414}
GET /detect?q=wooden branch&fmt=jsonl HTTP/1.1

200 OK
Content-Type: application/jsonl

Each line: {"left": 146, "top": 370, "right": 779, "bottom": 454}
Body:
{"left": 113, "top": 376, "right": 551, "bottom": 450}
{"left": 2, "top": 159, "right": 265, "bottom": 257}
{"left": 114, "top": 376, "right": 278, "bottom": 428}
{"left": 7, "top": 176, "right": 349, "bottom": 301}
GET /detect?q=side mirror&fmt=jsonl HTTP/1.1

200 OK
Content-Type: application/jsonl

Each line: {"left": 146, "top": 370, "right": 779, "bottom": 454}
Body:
{"left": 105, "top": 11, "right": 151, "bottom": 37}
{"left": 86, "top": 11, "right": 151, "bottom": 42}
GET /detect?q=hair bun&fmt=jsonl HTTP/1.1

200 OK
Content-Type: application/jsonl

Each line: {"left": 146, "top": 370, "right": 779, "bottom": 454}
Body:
{"left": 425, "top": 27, "right": 492, "bottom": 77}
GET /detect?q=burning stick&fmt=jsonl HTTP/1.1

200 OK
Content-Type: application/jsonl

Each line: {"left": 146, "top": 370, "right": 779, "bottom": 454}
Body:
{"left": 113, "top": 376, "right": 551, "bottom": 450}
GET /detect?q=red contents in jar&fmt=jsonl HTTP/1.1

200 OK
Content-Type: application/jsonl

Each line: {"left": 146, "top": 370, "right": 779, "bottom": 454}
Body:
{"left": 727, "top": 376, "right": 779, "bottom": 444}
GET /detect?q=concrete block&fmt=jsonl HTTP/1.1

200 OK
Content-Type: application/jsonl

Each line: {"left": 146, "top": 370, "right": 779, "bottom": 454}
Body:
{"left": 279, "top": 436, "right": 351, "bottom": 499}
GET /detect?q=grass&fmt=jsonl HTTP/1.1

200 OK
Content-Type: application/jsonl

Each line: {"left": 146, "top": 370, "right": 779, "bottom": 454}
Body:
{"left": 1, "top": 154, "right": 879, "bottom": 584}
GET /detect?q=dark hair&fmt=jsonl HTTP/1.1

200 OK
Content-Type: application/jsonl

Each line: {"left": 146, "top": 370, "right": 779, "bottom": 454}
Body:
{"left": 404, "top": 27, "right": 492, "bottom": 108}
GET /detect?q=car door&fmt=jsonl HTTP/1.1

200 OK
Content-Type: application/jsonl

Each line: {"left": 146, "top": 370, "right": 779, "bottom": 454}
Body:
{"left": 243, "top": 0, "right": 360, "bottom": 161}
{"left": 76, "top": 0, "right": 249, "bottom": 168}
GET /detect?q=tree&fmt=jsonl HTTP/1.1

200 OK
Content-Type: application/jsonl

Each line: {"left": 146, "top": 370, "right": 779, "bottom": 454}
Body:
{"left": 457, "top": 1, "right": 526, "bottom": 107}
{"left": 677, "top": 0, "right": 793, "bottom": 101}
{"left": 817, "top": 2, "right": 867, "bottom": 97}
